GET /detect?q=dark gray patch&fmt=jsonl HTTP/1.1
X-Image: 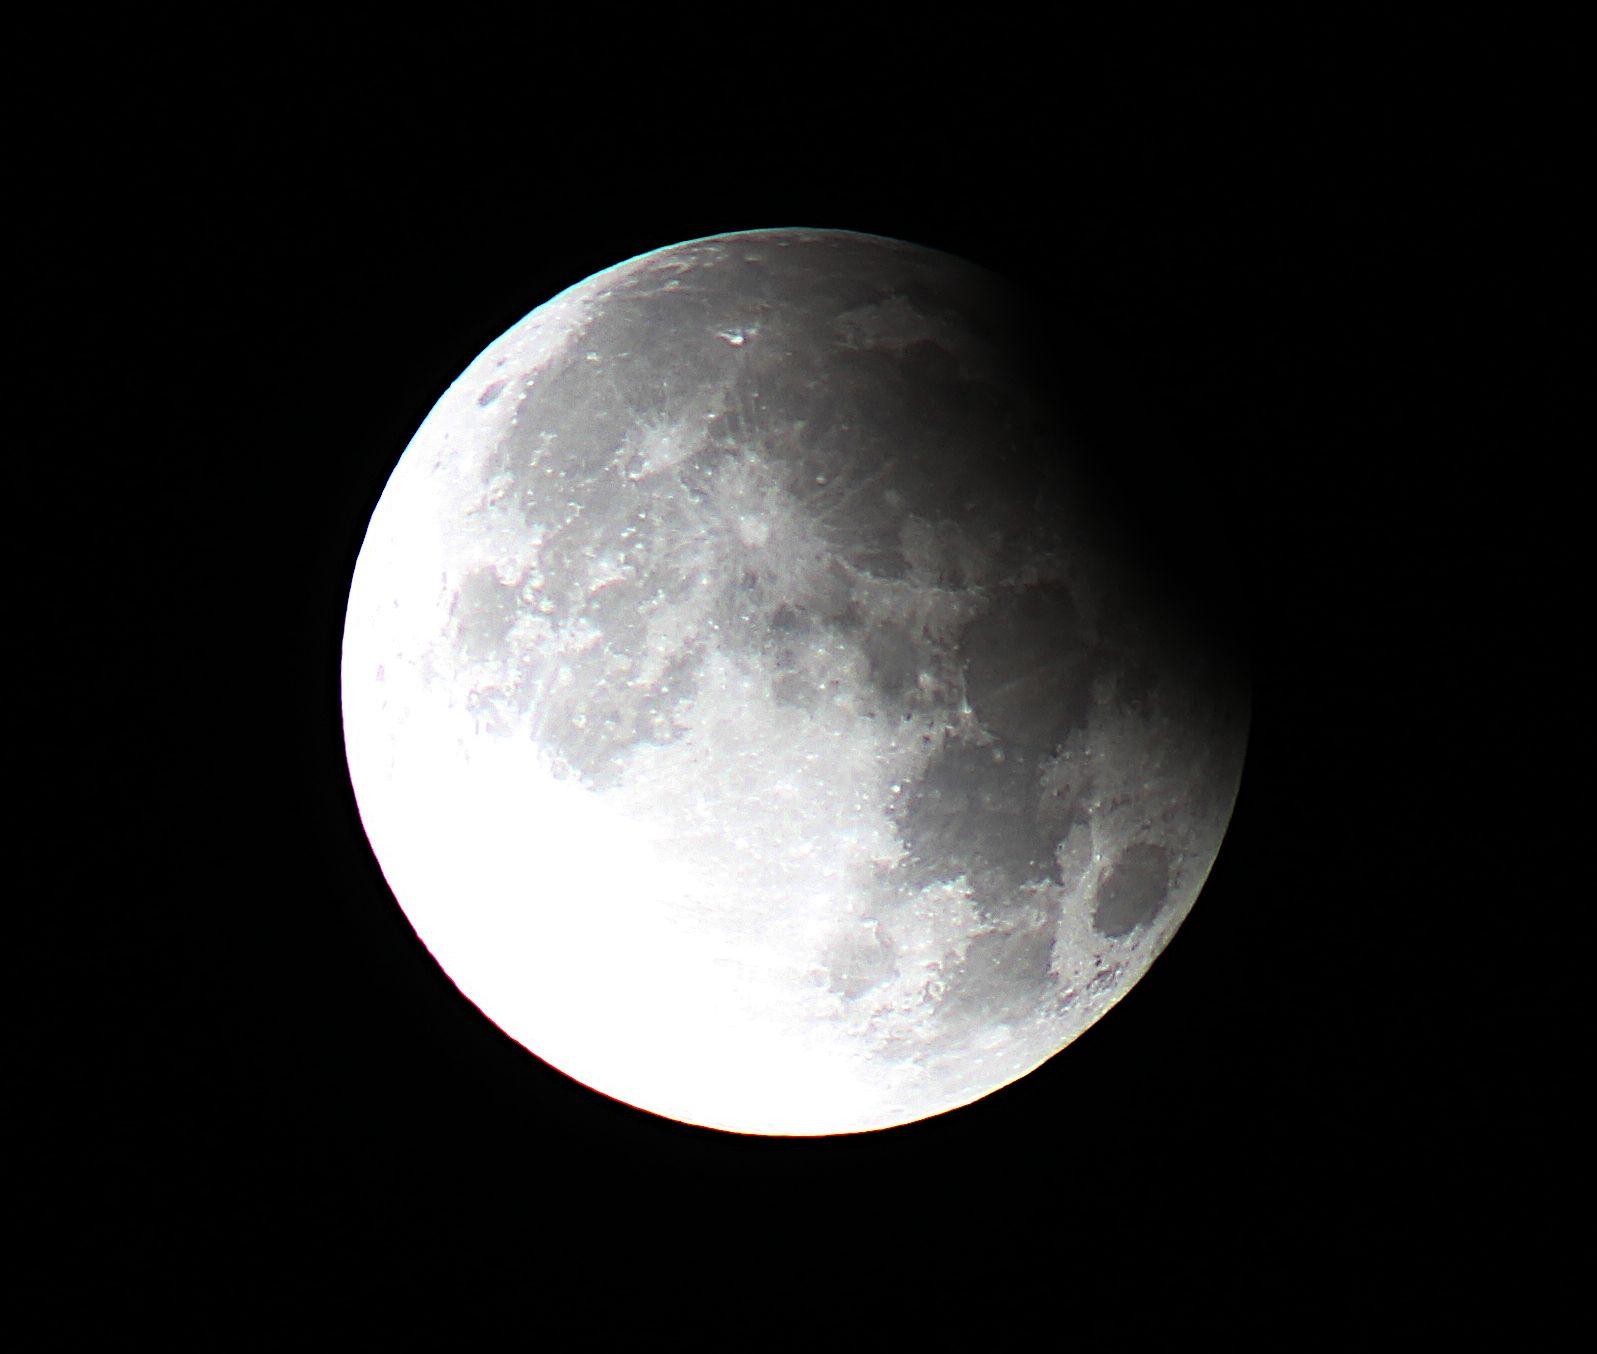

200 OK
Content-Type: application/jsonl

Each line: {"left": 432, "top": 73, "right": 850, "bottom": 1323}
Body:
{"left": 960, "top": 583, "right": 1092, "bottom": 753}
{"left": 807, "top": 560, "right": 858, "bottom": 627}
{"left": 823, "top": 927, "right": 894, "bottom": 1000}
{"left": 860, "top": 623, "right": 923, "bottom": 701}
{"left": 477, "top": 378, "right": 508, "bottom": 407}
{"left": 893, "top": 738, "right": 1060, "bottom": 897}
{"left": 769, "top": 603, "right": 806, "bottom": 634}
{"left": 770, "top": 670, "right": 820, "bottom": 711}
{"left": 531, "top": 653, "right": 700, "bottom": 789}
{"left": 1108, "top": 653, "right": 1159, "bottom": 712}
{"left": 849, "top": 539, "right": 909, "bottom": 580}
{"left": 450, "top": 568, "right": 520, "bottom": 660}
{"left": 1092, "top": 843, "right": 1172, "bottom": 937}
{"left": 933, "top": 914, "right": 1057, "bottom": 1031}
{"left": 898, "top": 337, "right": 962, "bottom": 383}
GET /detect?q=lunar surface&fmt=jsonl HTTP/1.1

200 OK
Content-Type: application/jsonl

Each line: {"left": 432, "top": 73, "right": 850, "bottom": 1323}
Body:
{"left": 342, "top": 228, "right": 1247, "bottom": 1135}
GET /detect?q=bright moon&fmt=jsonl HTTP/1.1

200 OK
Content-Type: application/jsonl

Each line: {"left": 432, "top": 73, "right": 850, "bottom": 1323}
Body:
{"left": 342, "top": 228, "right": 1247, "bottom": 1135}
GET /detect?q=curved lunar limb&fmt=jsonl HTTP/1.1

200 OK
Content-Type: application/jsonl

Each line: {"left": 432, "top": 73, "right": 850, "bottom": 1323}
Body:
{"left": 342, "top": 228, "right": 1248, "bottom": 1135}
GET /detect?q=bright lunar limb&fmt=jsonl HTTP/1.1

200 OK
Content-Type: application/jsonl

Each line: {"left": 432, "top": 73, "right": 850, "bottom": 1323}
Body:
{"left": 342, "top": 228, "right": 1248, "bottom": 1135}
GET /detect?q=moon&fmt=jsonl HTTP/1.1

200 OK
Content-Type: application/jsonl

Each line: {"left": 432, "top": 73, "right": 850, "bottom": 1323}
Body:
{"left": 342, "top": 228, "right": 1248, "bottom": 1136}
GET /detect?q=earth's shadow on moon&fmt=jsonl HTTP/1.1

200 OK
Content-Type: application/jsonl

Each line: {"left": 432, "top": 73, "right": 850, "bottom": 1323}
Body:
{"left": 341, "top": 228, "right": 1251, "bottom": 1135}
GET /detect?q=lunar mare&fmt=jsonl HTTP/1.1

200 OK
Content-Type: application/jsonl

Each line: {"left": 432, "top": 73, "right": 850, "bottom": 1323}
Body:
{"left": 342, "top": 228, "right": 1247, "bottom": 1135}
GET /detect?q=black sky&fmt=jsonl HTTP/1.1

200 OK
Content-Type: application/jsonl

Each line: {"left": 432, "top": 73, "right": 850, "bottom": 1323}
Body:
{"left": 30, "top": 12, "right": 1579, "bottom": 1342}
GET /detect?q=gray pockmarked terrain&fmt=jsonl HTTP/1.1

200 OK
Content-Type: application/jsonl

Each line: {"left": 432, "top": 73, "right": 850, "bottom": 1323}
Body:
{"left": 343, "top": 229, "right": 1248, "bottom": 1135}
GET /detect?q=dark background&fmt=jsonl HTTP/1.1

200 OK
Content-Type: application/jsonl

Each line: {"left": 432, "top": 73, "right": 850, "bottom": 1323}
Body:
{"left": 32, "top": 12, "right": 1577, "bottom": 1341}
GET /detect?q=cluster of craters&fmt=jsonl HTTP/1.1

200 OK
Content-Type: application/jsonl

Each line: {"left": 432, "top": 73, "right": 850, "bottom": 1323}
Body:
{"left": 432, "top": 229, "right": 1246, "bottom": 1081}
